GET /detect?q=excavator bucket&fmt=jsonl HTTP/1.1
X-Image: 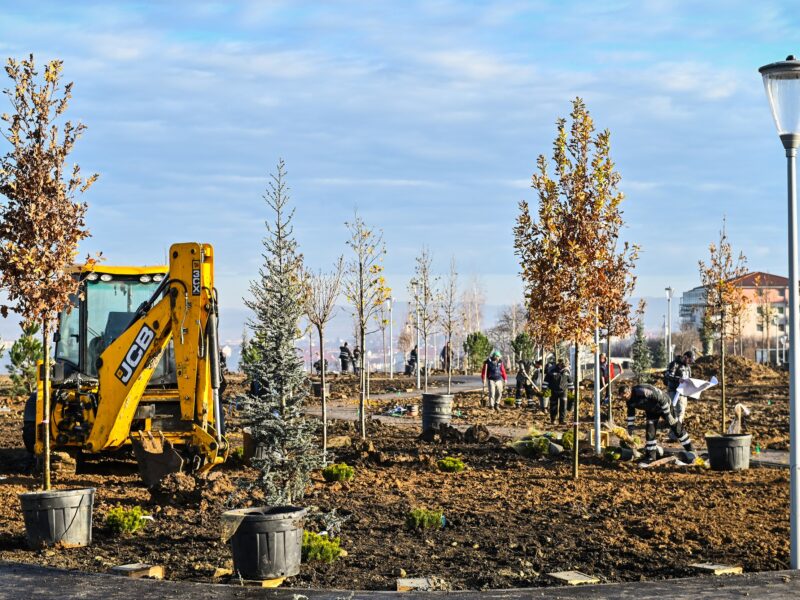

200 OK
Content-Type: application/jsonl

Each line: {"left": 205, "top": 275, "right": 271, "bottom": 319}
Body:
{"left": 130, "top": 431, "right": 184, "bottom": 488}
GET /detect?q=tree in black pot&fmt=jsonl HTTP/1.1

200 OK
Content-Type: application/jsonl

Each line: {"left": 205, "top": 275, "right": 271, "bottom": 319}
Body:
{"left": 229, "top": 159, "right": 321, "bottom": 581}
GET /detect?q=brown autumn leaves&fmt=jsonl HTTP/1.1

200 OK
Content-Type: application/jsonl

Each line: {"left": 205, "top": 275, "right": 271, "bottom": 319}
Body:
{"left": 514, "top": 98, "right": 638, "bottom": 350}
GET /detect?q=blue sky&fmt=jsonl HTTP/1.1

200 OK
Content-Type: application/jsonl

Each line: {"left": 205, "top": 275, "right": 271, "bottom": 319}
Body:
{"left": 0, "top": 0, "right": 798, "bottom": 345}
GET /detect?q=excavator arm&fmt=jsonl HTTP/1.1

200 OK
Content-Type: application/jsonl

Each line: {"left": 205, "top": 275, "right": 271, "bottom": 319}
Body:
{"left": 84, "top": 242, "right": 227, "bottom": 483}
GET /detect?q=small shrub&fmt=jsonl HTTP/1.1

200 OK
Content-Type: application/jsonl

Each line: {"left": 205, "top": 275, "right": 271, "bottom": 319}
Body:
{"left": 437, "top": 456, "right": 465, "bottom": 473}
{"left": 510, "top": 436, "right": 550, "bottom": 458}
{"left": 231, "top": 447, "right": 245, "bottom": 460}
{"left": 503, "top": 397, "right": 515, "bottom": 406}
{"left": 561, "top": 429, "right": 581, "bottom": 451}
{"left": 406, "top": 508, "right": 444, "bottom": 530}
{"left": 106, "top": 505, "right": 147, "bottom": 535}
{"left": 543, "top": 389, "right": 552, "bottom": 399}
{"left": 322, "top": 463, "right": 355, "bottom": 482}
{"left": 302, "top": 531, "right": 343, "bottom": 563}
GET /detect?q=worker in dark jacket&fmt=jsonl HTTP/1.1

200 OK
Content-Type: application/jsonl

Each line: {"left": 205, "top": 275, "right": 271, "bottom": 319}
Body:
{"left": 531, "top": 359, "right": 544, "bottom": 410}
{"left": 514, "top": 357, "right": 535, "bottom": 408}
{"left": 621, "top": 383, "right": 695, "bottom": 462}
{"left": 548, "top": 360, "right": 571, "bottom": 425}
{"left": 664, "top": 351, "right": 694, "bottom": 424}
{"left": 339, "top": 342, "right": 353, "bottom": 373}
{"left": 481, "top": 350, "right": 507, "bottom": 410}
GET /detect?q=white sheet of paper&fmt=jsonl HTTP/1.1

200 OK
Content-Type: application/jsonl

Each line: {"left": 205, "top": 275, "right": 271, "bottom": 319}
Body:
{"left": 677, "top": 376, "right": 718, "bottom": 399}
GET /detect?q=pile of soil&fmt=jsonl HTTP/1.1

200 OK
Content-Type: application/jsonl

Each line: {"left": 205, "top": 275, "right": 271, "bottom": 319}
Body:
{"left": 0, "top": 400, "right": 790, "bottom": 591}
{"left": 692, "top": 355, "right": 785, "bottom": 385}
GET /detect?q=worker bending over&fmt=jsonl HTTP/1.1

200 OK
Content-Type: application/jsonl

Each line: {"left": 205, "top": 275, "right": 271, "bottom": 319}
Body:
{"left": 620, "top": 383, "right": 695, "bottom": 462}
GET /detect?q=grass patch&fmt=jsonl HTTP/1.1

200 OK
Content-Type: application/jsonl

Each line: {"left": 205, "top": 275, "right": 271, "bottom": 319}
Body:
{"left": 406, "top": 508, "right": 444, "bottom": 530}
{"left": 437, "top": 456, "right": 465, "bottom": 473}
{"left": 106, "top": 505, "right": 148, "bottom": 535}
{"left": 322, "top": 463, "right": 355, "bottom": 482}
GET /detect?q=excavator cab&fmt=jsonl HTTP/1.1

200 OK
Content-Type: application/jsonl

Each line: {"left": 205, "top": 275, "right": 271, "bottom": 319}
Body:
{"left": 54, "top": 267, "right": 173, "bottom": 382}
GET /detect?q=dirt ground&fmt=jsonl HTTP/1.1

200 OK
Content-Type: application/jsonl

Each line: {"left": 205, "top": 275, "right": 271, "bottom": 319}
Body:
{"left": 0, "top": 370, "right": 791, "bottom": 591}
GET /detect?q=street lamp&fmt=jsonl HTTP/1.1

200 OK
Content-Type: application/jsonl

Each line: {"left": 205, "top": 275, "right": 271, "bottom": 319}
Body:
{"left": 760, "top": 54, "right": 800, "bottom": 569}
{"left": 387, "top": 297, "right": 394, "bottom": 380}
{"left": 665, "top": 286, "right": 674, "bottom": 363}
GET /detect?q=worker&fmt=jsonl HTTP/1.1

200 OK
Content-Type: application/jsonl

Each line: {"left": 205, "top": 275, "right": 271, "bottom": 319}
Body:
{"left": 408, "top": 345, "right": 418, "bottom": 376}
{"left": 531, "top": 359, "right": 545, "bottom": 411}
{"left": 313, "top": 358, "right": 328, "bottom": 375}
{"left": 548, "top": 360, "right": 571, "bottom": 424}
{"left": 599, "top": 353, "right": 610, "bottom": 405}
{"left": 664, "top": 350, "right": 694, "bottom": 424}
{"left": 481, "top": 350, "right": 507, "bottom": 410}
{"left": 620, "top": 383, "right": 695, "bottom": 462}
{"left": 440, "top": 342, "right": 453, "bottom": 373}
{"left": 353, "top": 345, "right": 362, "bottom": 376}
{"left": 514, "top": 356, "right": 535, "bottom": 408}
{"left": 339, "top": 342, "right": 352, "bottom": 373}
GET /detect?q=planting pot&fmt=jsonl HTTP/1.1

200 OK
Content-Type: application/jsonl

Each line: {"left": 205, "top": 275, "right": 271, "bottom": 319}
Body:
{"left": 223, "top": 506, "right": 307, "bottom": 580}
{"left": 311, "top": 382, "right": 330, "bottom": 398}
{"left": 705, "top": 434, "right": 752, "bottom": 471}
{"left": 408, "top": 404, "right": 419, "bottom": 417}
{"left": 421, "top": 394, "right": 453, "bottom": 433}
{"left": 19, "top": 487, "right": 95, "bottom": 549}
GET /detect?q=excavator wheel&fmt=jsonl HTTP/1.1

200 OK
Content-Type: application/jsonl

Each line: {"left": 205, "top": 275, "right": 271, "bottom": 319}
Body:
{"left": 130, "top": 431, "right": 185, "bottom": 489}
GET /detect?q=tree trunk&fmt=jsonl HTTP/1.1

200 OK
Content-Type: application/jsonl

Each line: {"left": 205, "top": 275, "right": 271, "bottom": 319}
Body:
{"left": 359, "top": 325, "right": 366, "bottom": 439}
{"left": 319, "top": 328, "right": 328, "bottom": 465}
{"left": 382, "top": 325, "right": 386, "bottom": 376}
{"left": 447, "top": 335, "right": 452, "bottom": 394}
{"left": 721, "top": 311, "right": 727, "bottom": 433}
{"left": 42, "top": 320, "right": 51, "bottom": 491}
{"left": 423, "top": 330, "right": 428, "bottom": 393}
{"left": 606, "top": 333, "right": 613, "bottom": 424}
{"left": 572, "top": 341, "right": 580, "bottom": 480}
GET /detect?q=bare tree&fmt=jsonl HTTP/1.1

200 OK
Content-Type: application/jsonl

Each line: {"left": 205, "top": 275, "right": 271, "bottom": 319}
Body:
{"left": 439, "top": 257, "right": 459, "bottom": 393}
{"left": 409, "top": 247, "right": 440, "bottom": 392}
{"left": 0, "top": 56, "right": 98, "bottom": 490}
{"left": 304, "top": 256, "right": 344, "bottom": 463}
{"left": 460, "top": 275, "right": 485, "bottom": 333}
{"left": 343, "top": 212, "right": 390, "bottom": 438}
{"left": 698, "top": 217, "right": 748, "bottom": 432}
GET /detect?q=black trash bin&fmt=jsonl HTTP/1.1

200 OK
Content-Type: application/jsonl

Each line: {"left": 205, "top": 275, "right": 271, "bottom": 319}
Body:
{"left": 223, "top": 506, "right": 307, "bottom": 580}
{"left": 705, "top": 434, "right": 752, "bottom": 471}
{"left": 421, "top": 394, "right": 453, "bottom": 433}
{"left": 19, "top": 487, "right": 95, "bottom": 549}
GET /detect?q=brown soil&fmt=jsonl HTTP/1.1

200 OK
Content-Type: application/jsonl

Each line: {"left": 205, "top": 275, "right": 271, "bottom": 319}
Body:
{"left": 0, "top": 387, "right": 790, "bottom": 591}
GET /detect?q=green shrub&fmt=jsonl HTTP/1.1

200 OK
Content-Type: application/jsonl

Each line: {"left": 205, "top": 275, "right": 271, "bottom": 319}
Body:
{"left": 561, "top": 429, "right": 577, "bottom": 451}
{"left": 503, "top": 397, "right": 515, "bottom": 406}
{"left": 302, "top": 531, "right": 343, "bottom": 563}
{"left": 231, "top": 447, "right": 245, "bottom": 460}
{"left": 106, "top": 505, "right": 147, "bottom": 535}
{"left": 542, "top": 389, "right": 552, "bottom": 399}
{"left": 406, "top": 508, "right": 444, "bottom": 530}
{"left": 322, "top": 463, "right": 355, "bottom": 482}
{"left": 437, "top": 457, "right": 465, "bottom": 473}
{"left": 510, "top": 436, "right": 550, "bottom": 458}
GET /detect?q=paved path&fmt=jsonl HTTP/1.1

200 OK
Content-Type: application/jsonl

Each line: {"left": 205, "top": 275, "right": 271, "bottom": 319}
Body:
{"left": 2, "top": 562, "right": 799, "bottom": 599}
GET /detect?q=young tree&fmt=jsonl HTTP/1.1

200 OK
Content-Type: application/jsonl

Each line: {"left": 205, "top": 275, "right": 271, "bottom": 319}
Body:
{"left": 409, "top": 247, "right": 440, "bottom": 392}
{"left": 511, "top": 332, "right": 535, "bottom": 363}
{"left": 8, "top": 322, "right": 42, "bottom": 399}
{"left": 631, "top": 303, "right": 652, "bottom": 383}
{"left": 464, "top": 331, "right": 492, "bottom": 372}
{"left": 343, "top": 212, "right": 391, "bottom": 438}
{"left": 651, "top": 337, "right": 667, "bottom": 370}
{"left": 0, "top": 56, "right": 98, "bottom": 490}
{"left": 439, "top": 257, "right": 459, "bottom": 393}
{"left": 516, "top": 97, "right": 637, "bottom": 478}
{"left": 397, "top": 311, "right": 415, "bottom": 358}
{"left": 460, "top": 276, "right": 485, "bottom": 334}
{"left": 303, "top": 256, "right": 344, "bottom": 464}
{"left": 698, "top": 218, "right": 748, "bottom": 432}
{"left": 242, "top": 159, "right": 319, "bottom": 504}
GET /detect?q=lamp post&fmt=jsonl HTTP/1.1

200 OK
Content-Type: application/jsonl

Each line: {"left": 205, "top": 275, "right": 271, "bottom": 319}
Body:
{"left": 665, "top": 286, "right": 674, "bottom": 363}
{"left": 388, "top": 297, "right": 394, "bottom": 379}
{"left": 412, "top": 280, "right": 421, "bottom": 390}
{"left": 760, "top": 54, "right": 800, "bottom": 569}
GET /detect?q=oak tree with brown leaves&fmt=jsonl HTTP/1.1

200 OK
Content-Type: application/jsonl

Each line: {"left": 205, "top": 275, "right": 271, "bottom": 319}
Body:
{"left": 698, "top": 218, "right": 748, "bottom": 432}
{"left": 0, "top": 56, "right": 98, "bottom": 490}
{"left": 515, "top": 98, "right": 637, "bottom": 479}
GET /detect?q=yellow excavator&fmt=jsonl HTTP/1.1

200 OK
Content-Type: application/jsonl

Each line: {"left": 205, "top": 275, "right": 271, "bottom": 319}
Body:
{"left": 22, "top": 242, "right": 229, "bottom": 486}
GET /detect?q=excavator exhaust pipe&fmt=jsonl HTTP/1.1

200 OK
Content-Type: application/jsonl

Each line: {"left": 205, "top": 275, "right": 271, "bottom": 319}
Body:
{"left": 130, "top": 431, "right": 185, "bottom": 488}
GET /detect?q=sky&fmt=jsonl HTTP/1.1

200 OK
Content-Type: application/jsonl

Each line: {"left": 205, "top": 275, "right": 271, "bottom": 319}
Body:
{"left": 0, "top": 0, "right": 798, "bottom": 346}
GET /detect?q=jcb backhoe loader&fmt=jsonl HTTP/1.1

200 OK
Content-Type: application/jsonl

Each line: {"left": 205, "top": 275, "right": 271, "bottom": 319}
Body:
{"left": 22, "top": 242, "right": 228, "bottom": 486}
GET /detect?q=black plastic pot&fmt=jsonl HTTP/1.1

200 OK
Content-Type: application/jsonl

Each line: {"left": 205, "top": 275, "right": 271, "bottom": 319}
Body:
{"left": 705, "top": 434, "right": 752, "bottom": 471}
{"left": 311, "top": 382, "right": 330, "bottom": 398}
{"left": 19, "top": 488, "right": 95, "bottom": 549}
{"left": 421, "top": 394, "right": 453, "bottom": 433}
{"left": 223, "top": 506, "right": 307, "bottom": 580}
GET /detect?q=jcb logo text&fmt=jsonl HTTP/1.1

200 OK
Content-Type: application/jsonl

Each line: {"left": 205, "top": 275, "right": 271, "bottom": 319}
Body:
{"left": 115, "top": 325, "right": 155, "bottom": 384}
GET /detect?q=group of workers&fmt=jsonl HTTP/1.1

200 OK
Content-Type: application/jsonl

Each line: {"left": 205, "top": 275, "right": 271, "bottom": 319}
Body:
{"left": 480, "top": 348, "right": 698, "bottom": 463}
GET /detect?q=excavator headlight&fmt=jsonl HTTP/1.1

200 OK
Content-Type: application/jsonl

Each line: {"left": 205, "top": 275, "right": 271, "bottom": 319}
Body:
{"left": 152, "top": 274, "right": 164, "bottom": 282}
{"left": 100, "top": 274, "right": 113, "bottom": 282}
{"left": 85, "top": 272, "right": 99, "bottom": 281}
{"left": 139, "top": 275, "right": 152, "bottom": 283}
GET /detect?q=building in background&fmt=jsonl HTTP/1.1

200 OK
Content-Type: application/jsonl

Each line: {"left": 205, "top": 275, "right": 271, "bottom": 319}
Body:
{"left": 679, "top": 272, "right": 788, "bottom": 363}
